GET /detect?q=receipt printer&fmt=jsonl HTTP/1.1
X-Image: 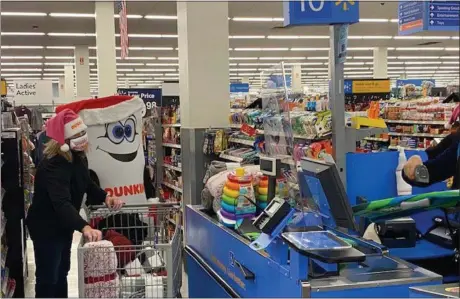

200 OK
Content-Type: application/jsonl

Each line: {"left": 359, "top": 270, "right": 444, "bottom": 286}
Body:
{"left": 376, "top": 217, "right": 417, "bottom": 248}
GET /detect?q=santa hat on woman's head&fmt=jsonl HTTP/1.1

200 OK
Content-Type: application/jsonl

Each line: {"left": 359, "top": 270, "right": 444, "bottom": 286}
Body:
{"left": 46, "top": 108, "right": 87, "bottom": 152}
{"left": 446, "top": 104, "right": 460, "bottom": 129}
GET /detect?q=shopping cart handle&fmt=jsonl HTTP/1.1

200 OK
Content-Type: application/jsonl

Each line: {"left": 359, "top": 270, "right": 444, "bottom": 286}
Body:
{"left": 86, "top": 202, "right": 180, "bottom": 211}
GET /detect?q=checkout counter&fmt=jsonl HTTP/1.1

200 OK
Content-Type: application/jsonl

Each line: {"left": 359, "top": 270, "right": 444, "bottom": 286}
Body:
{"left": 185, "top": 158, "right": 443, "bottom": 297}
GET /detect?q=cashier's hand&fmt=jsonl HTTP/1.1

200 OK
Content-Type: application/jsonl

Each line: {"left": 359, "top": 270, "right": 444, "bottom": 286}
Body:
{"left": 82, "top": 226, "right": 102, "bottom": 242}
{"left": 403, "top": 155, "right": 423, "bottom": 181}
{"left": 105, "top": 196, "right": 124, "bottom": 210}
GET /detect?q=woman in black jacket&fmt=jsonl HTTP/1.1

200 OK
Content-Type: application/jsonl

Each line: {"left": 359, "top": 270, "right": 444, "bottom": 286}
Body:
{"left": 26, "top": 109, "right": 123, "bottom": 298}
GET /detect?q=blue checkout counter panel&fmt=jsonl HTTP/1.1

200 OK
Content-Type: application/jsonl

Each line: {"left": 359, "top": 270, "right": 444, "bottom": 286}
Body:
{"left": 185, "top": 205, "right": 443, "bottom": 298}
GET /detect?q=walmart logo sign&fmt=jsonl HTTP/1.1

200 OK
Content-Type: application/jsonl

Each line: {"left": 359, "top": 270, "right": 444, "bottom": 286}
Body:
{"left": 284, "top": 0, "right": 360, "bottom": 26}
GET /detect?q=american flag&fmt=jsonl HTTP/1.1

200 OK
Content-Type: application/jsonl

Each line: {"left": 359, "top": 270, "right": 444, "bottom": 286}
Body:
{"left": 115, "top": 0, "right": 129, "bottom": 59}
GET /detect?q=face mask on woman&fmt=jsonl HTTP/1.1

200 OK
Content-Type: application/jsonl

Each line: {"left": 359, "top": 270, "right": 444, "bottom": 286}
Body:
{"left": 69, "top": 133, "right": 89, "bottom": 152}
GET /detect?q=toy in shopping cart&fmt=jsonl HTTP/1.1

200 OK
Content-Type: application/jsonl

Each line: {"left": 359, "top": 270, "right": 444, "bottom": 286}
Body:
{"left": 218, "top": 168, "right": 256, "bottom": 228}
{"left": 56, "top": 96, "right": 148, "bottom": 204}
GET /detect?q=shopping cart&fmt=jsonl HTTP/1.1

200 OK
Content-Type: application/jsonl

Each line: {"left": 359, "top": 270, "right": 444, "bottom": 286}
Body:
{"left": 77, "top": 203, "right": 182, "bottom": 298}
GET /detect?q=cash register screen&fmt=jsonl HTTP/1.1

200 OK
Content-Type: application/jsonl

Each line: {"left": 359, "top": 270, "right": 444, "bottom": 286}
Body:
{"left": 299, "top": 159, "right": 357, "bottom": 231}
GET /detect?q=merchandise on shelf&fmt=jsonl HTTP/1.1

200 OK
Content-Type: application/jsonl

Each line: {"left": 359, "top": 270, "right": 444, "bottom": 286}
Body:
{"left": 383, "top": 97, "right": 454, "bottom": 123}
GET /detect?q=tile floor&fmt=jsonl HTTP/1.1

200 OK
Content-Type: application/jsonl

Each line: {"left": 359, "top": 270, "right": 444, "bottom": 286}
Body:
{"left": 24, "top": 232, "right": 189, "bottom": 298}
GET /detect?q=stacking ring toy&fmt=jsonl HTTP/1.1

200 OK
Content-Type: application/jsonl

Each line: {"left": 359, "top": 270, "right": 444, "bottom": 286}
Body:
{"left": 220, "top": 209, "right": 254, "bottom": 220}
{"left": 258, "top": 187, "right": 268, "bottom": 195}
{"left": 223, "top": 186, "right": 239, "bottom": 198}
{"left": 225, "top": 180, "right": 240, "bottom": 191}
{"left": 220, "top": 201, "right": 236, "bottom": 213}
{"left": 259, "top": 179, "right": 268, "bottom": 188}
{"left": 258, "top": 194, "right": 268, "bottom": 202}
{"left": 222, "top": 194, "right": 238, "bottom": 206}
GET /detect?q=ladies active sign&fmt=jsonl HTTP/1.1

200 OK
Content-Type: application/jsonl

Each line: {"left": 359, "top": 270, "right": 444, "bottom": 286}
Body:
{"left": 56, "top": 95, "right": 148, "bottom": 204}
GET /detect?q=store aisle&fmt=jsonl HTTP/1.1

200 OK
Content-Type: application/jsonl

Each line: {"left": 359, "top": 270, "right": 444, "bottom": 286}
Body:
{"left": 24, "top": 232, "right": 188, "bottom": 298}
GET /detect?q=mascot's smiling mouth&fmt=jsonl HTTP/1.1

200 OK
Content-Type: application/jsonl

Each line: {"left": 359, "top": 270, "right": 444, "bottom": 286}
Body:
{"left": 97, "top": 146, "right": 139, "bottom": 162}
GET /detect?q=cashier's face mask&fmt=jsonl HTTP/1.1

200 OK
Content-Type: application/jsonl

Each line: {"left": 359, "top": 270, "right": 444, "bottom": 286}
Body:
{"left": 69, "top": 133, "right": 89, "bottom": 152}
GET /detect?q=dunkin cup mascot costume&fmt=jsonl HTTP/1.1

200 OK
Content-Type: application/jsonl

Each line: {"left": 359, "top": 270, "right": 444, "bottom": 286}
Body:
{"left": 56, "top": 95, "right": 148, "bottom": 204}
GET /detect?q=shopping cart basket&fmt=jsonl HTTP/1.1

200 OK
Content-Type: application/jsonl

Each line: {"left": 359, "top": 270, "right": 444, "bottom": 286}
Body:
{"left": 77, "top": 203, "right": 182, "bottom": 298}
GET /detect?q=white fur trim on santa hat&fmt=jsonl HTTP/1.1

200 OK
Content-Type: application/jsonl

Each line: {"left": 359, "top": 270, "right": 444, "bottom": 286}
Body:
{"left": 77, "top": 97, "right": 144, "bottom": 126}
{"left": 64, "top": 117, "right": 87, "bottom": 139}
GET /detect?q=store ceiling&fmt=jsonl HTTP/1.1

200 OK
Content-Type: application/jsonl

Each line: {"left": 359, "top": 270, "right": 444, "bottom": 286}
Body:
{"left": 1, "top": 1, "right": 459, "bottom": 91}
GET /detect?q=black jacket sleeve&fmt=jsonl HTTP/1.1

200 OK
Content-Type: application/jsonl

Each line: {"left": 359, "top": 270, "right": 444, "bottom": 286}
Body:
{"left": 144, "top": 166, "right": 155, "bottom": 199}
{"left": 86, "top": 177, "right": 107, "bottom": 206}
{"left": 403, "top": 143, "right": 458, "bottom": 187}
{"left": 425, "top": 133, "right": 456, "bottom": 160}
{"left": 46, "top": 156, "right": 88, "bottom": 232}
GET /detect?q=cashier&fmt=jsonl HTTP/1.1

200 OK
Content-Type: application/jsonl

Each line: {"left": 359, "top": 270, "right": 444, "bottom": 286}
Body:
{"left": 403, "top": 107, "right": 460, "bottom": 188}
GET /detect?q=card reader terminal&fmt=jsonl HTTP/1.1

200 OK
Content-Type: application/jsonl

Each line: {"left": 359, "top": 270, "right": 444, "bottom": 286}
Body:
{"left": 253, "top": 197, "right": 291, "bottom": 235}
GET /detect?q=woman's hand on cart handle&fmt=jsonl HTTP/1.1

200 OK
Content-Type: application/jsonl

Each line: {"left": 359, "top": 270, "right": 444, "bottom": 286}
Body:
{"left": 82, "top": 226, "right": 102, "bottom": 242}
{"left": 105, "top": 196, "right": 124, "bottom": 210}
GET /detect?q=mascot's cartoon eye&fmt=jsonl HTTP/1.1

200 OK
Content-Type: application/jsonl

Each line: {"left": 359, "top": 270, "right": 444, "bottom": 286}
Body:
{"left": 106, "top": 122, "right": 125, "bottom": 144}
{"left": 124, "top": 118, "right": 135, "bottom": 142}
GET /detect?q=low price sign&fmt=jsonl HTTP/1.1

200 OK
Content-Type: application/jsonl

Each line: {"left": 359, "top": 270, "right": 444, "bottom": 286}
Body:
{"left": 118, "top": 88, "right": 162, "bottom": 110}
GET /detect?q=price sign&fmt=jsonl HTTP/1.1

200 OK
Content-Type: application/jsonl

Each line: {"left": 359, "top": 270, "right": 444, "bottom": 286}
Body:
{"left": 118, "top": 88, "right": 162, "bottom": 112}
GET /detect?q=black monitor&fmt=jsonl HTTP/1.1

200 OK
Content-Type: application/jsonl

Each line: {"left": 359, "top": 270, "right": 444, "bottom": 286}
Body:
{"left": 298, "top": 158, "right": 357, "bottom": 232}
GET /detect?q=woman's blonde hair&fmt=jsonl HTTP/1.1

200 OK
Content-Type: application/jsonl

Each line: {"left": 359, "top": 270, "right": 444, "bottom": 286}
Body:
{"left": 43, "top": 139, "right": 73, "bottom": 162}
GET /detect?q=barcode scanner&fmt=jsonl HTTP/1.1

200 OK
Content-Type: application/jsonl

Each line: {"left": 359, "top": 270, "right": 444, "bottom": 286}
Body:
{"left": 414, "top": 164, "right": 430, "bottom": 184}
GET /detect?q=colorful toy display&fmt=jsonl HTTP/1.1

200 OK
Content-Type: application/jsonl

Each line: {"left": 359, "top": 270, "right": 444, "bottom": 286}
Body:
{"left": 218, "top": 168, "right": 256, "bottom": 228}
{"left": 256, "top": 176, "right": 268, "bottom": 211}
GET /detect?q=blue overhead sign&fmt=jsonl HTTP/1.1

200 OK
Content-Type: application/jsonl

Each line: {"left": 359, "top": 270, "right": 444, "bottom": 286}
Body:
{"left": 117, "top": 88, "right": 162, "bottom": 110}
{"left": 396, "top": 79, "right": 436, "bottom": 87}
{"left": 284, "top": 0, "right": 360, "bottom": 27}
{"left": 398, "top": 1, "right": 459, "bottom": 35}
{"left": 427, "top": 1, "right": 460, "bottom": 31}
{"left": 230, "top": 83, "right": 250, "bottom": 93}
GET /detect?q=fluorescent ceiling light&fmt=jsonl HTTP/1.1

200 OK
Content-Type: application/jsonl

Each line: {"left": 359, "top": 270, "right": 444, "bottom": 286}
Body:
{"left": 165, "top": 73, "right": 179, "bottom": 76}
{"left": 157, "top": 57, "right": 179, "bottom": 60}
{"left": 344, "top": 67, "right": 370, "bottom": 71}
{"left": 116, "top": 57, "right": 157, "bottom": 60}
{"left": 229, "top": 57, "right": 258, "bottom": 60}
{"left": 1, "top": 12, "right": 47, "bottom": 16}
{"left": 117, "top": 63, "right": 145, "bottom": 66}
{"left": 441, "top": 56, "right": 460, "bottom": 59}
{"left": 238, "top": 63, "right": 277, "bottom": 66}
{"left": 230, "top": 35, "right": 265, "bottom": 39}
{"left": 114, "top": 14, "right": 143, "bottom": 19}
{"left": 267, "top": 35, "right": 329, "bottom": 39}
{"left": 259, "top": 57, "right": 305, "bottom": 60}
{"left": 43, "top": 68, "right": 64, "bottom": 71}
{"left": 1, "top": 62, "right": 43, "bottom": 66}
{"left": 352, "top": 56, "right": 373, "bottom": 59}
{"left": 232, "top": 17, "right": 283, "bottom": 22}
{"left": 2, "top": 73, "right": 43, "bottom": 77}
{"left": 405, "top": 66, "right": 439, "bottom": 70}
{"left": 396, "top": 47, "right": 444, "bottom": 51}
{"left": 134, "top": 68, "right": 176, "bottom": 72}
{"left": 234, "top": 48, "right": 289, "bottom": 51}
{"left": 1, "top": 68, "right": 42, "bottom": 72}
{"left": 405, "top": 61, "right": 441, "bottom": 65}
{"left": 49, "top": 13, "right": 94, "bottom": 17}
{"left": 117, "top": 68, "right": 134, "bottom": 72}
{"left": 1, "top": 56, "right": 43, "bottom": 59}
{"left": 1, "top": 45, "right": 44, "bottom": 49}
{"left": 453, "top": 36, "right": 460, "bottom": 40}
{"left": 144, "top": 15, "right": 177, "bottom": 20}
{"left": 398, "top": 56, "right": 440, "bottom": 59}
{"left": 46, "top": 46, "right": 75, "bottom": 49}
{"left": 1, "top": 32, "right": 45, "bottom": 36}
{"left": 45, "top": 56, "right": 74, "bottom": 59}
{"left": 394, "top": 36, "right": 423, "bottom": 40}
{"left": 439, "top": 66, "right": 460, "bottom": 69}
{"left": 446, "top": 48, "right": 460, "bottom": 51}
{"left": 345, "top": 62, "right": 365, "bottom": 65}
{"left": 129, "top": 47, "right": 174, "bottom": 51}
{"left": 48, "top": 32, "right": 96, "bottom": 37}
{"left": 348, "top": 47, "right": 373, "bottom": 51}
{"left": 307, "top": 57, "right": 329, "bottom": 60}
{"left": 230, "top": 68, "right": 258, "bottom": 71}
{"left": 390, "top": 19, "right": 399, "bottom": 23}
{"left": 291, "top": 48, "right": 329, "bottom": 51}
{"left": 359, "top": 18, "right": 389, "bottom": 22}
{"left": 284, "top": 62, "right": 324, "bottom": 66}
{"left": 145, "top": 63, "right": 178, "bottom": 66}
{"left": 362, "top": 36, "right": 392, "bottom": 39}
{"left": 43, "top": 73, "right": 64, "bottom": 76}
{"left": 44, "top": 62, "right": 95, "bottom": 66}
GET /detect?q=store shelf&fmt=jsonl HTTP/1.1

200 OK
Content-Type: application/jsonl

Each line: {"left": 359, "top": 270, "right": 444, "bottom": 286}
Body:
{"left": 388, "top": 145, "right": 426, "bottom": 151}
{"left": 162, "top": 143, "right": 181, "bottom": 149}
{"left": 228, "top": 138, "right": 255, "bottom": 146}
{"left": 219, "top": 153, "right": 244, "bottom": 163}
{"left": 163, "top": 163, "right": 182, "bottom": 172}
{"left": 364, "top": 137, "right": 389, "bottom": 142}
{"left": 162, "top": 123, "right": 181, "bottom": 128}
{"left": 162, "top": 182, "right": 183, "bottom": 193}
{"left": 388, "top": 132, "right": 448, "bottom": 138}
{"left": 230, "top": 123, "right": 242, "bottom": 129}
{"left": 384, "top": 119, "right": 446, "bottom": 125}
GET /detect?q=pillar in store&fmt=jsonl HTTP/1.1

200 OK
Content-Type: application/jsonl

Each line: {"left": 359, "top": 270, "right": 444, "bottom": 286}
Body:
{"left": 292, "top": 64, "right": 302, "bottom": 92}
{"left": 74, "top": 46, "right": 91, "bottom": 99}
{"left": 177, "top": 2, "right": 229, "bottom": 206}
{"left": 95, "top": 2, "right": 117, "bottom": 97}
{"left": 58, "top": 77, "right": 65, "bottom": 100}
{"left": 64, "top": 64, "right": 74, "bottom": 102}
{"left": 373, "top": 47, "right": 388, "bottom": 79}
{"left": 241, "top": 77, "right": 250, "bottom": 84}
